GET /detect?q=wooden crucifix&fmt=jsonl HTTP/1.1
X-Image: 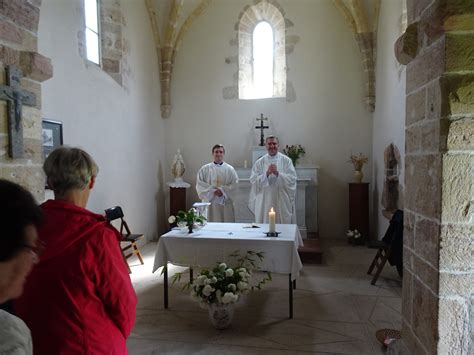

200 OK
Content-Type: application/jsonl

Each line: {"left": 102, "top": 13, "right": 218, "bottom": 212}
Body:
{"left": 255, "top": 113, "right": 269, "bottom": 146}
{"left": 0, "top": 65, "right": 37, "bottom": 158}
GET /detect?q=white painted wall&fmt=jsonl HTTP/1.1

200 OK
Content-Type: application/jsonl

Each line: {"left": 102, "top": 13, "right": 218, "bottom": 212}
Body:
{"left": 38, "top": 0, "right": 168, "bottom": 240}
{"left": 164, "top": 0, "right": 373, "bottom": 239}
{"left": 372, "top": 0, "right": 406, "bottom": 237}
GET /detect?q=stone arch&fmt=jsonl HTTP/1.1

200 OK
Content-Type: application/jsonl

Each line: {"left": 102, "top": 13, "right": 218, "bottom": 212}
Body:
{"left": 223, "top": 0, "right": 299, "bottom": 102}
{"left": 238, "top": 1, "right": 286, "bottom": 99}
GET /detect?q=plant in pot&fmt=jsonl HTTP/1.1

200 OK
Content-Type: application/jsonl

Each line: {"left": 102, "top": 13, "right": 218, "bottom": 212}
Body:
{"left": 168, "top": 208, "right": 206, "bottom": 233}
{"left": 172, "top": 251, "right": 271, "bottom": 329}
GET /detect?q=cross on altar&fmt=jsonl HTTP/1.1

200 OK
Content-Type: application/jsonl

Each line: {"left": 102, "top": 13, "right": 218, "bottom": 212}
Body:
{"left": 0, "top": 65, "right": 37, "bottom": 158}
{"left": 255, "top": 113, "right": 269, "bottom": 146}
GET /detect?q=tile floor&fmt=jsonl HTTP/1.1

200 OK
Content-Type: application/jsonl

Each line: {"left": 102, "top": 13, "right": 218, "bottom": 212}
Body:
{"left": 127, "top": 239, "right": 402, "bottom": 354}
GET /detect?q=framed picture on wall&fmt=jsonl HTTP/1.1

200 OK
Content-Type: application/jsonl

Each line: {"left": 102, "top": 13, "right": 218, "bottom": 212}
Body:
{"left": 42, "top": 119, "right": 63, "bottom": 160}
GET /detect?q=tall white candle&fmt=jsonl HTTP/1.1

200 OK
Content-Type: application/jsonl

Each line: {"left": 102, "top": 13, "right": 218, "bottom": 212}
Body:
{"left": 244, "top": 160, "right": 248, "bottom": 168}
{"left": 268, "top": 207, "right": 276, "bottom": 233}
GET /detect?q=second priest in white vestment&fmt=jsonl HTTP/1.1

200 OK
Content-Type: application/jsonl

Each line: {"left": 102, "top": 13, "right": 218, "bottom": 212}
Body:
{"left": 249, "top": 136, "right": 297, "bottom": 224}
{"left": 196, "top": 144, "right": 239, "bottom": 222}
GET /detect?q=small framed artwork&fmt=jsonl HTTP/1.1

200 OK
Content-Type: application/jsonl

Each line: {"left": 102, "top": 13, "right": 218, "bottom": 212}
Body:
{"left": 42, "top": 119, "right": 63, "bottom": 160}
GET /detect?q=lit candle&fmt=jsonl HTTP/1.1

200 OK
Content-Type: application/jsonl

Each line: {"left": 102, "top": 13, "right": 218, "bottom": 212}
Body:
{"left": 268, "top": 207, "right": 276, "bottom": 233}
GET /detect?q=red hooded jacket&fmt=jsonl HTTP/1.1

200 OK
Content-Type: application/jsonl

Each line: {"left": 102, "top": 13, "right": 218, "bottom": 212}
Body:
{"left": 15, "top": 200, "right": 137, "bottom": 354}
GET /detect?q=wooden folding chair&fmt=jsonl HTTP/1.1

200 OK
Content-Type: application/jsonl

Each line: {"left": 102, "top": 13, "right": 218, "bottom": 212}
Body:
{"left": 367, "top": 210, "right": 403, "bottom": 285}
{"left": 105, "top": 206, "right": 144, "bottom": 273}
{"left": 367, "top": 240, "right": 392, "bottom": 285}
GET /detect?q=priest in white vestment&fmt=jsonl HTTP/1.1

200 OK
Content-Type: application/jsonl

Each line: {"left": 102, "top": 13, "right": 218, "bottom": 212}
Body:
{"left": 249, "top": 136, "right": 297, "bottom": 224}
{"left": 196, "top": 144, "right": 239, "bottom": 222}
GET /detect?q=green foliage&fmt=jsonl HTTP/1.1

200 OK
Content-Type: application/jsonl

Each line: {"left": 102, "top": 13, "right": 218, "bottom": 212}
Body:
{"left": 283, "top": 144, "right": 305, "bottom": 165}
{"left": 170, "top": 208, "right": 206, "bottom": 227}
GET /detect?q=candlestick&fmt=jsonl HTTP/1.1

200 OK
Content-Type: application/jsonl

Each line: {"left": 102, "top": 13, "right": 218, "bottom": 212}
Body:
{"left": 268, "top": 207, "right": 276, "bottom": 233}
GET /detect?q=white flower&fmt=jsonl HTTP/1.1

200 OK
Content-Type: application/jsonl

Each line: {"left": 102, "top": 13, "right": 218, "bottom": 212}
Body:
{"left": 354, "top": 229, "right": 359, "bottom": 233}
{"left": 222, "top": 292, "right": 237, "bottom": 304}
{"left": 218, "top": 263, "right": 227, "bottom": 271}
{"left": 204, "top": 278, "right": 212, "bottom": 285}
{"left": 346, "top": 230, "right": 354, "bottom": 237}
{"left": 227, "top": 283, "right": 236, "bottom": 292}
{"left": 225, "top": 269, "right": 234, "bottom": 277}
{"left": 210, "top": 276, "right": 217, "bottom": 284}
{"left": 202, "top": 284, "right": 214, "bottom": 297}
{"left": 354, "top": 231, "right": 362, "bottom": 239}
{"left": 239, "top": 271, "right": 246, "bottom": 278}
{"left": 237, "top": 281, "right": 248, "bottom": 291}
{"left": 168, "top": 215, "right": 176, "bottom": 224}
{"left": 195, "top": 275, "right": 207, "bottom": 286}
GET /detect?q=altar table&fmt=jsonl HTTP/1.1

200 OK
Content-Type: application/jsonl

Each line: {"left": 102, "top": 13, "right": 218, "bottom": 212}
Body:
{"left": 152, "top": 222, "right": 304, "bottom": 318}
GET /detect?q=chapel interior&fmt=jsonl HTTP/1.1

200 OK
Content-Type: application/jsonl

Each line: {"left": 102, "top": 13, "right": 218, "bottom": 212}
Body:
{"left": 1, "top": 0, "right": 472, "bottom": 354}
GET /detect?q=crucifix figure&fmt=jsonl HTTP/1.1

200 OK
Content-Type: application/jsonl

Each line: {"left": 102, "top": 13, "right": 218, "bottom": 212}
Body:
{"left": 255, "top": 113, "right": 269, "bottom": 146}
{"left": 0, "top": 65, "right": 37, "bottom": 158}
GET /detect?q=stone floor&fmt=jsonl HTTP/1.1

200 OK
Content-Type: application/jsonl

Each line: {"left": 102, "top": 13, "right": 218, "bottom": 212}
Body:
{"left": 127, "top": 239, "right": 402, "bottom": 354}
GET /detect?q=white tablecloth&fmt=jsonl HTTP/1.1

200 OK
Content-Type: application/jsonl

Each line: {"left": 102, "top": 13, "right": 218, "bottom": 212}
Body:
{"left": 153, "top": 223, "right": 304, "bottom": 280}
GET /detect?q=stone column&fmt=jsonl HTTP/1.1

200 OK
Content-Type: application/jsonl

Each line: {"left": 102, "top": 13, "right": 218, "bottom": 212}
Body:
{"left": 0, "top": 0, "right": 53, "bottom": 200}
{"left": 394, "top": 0, "right": 473, "bottom": 353}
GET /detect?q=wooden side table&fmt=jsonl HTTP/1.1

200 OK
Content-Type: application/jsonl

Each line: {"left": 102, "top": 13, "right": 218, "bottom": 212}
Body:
{"left": 167, "top": 181, "right": 191, "bottom": 217}
{"left": 348, "top": 183, "right": 370, "bottom": 241}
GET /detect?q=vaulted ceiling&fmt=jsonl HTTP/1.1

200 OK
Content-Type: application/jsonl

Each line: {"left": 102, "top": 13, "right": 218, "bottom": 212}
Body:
{"left": 146, "top": 0, "right": 381, "bottom": 118}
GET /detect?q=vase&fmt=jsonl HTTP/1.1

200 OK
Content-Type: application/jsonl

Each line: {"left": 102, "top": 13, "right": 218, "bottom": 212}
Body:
{"left": 208, "top": 303, "right": 234, "bottom": 330}
{"left": 354, "top": 170, "right": 363, "bottom": 183}
{"left": 187, "top": 223, "right": 194, "bottom": 233}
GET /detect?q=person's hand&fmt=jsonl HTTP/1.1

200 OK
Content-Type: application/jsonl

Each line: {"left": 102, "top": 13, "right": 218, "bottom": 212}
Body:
{"left": 267, "top": 164, "right": 279, "bottom": 177}
{"left": 214, "top": 189, "right": 224, "bottom": 197}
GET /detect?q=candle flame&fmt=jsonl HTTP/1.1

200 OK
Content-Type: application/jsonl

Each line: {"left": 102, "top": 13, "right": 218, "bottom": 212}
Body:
{"left": 270, "top": 207, "right": 274, "bottom": 213}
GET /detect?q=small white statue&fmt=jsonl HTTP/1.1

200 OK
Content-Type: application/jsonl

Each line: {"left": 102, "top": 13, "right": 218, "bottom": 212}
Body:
{"left": 171, "top": 149, "right": 185, "bottom": 181}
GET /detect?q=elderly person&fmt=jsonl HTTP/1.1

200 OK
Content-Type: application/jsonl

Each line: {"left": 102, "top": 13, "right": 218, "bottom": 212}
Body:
{"left": 0, "top": 179, "right": 43, "bottom": 354}
{"left": 15, "top": 147, "right": 137, "bottom": 355}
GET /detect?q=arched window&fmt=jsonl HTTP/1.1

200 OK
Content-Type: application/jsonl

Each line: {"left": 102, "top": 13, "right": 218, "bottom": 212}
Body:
{"left": 238, "top": 2, "right": 286, "bottom": 100}
{"left": 252, "top": 22, "right": 274, "bottom": 99}
{"left": 84, "top": 0, "right": 101, "bottom": 65}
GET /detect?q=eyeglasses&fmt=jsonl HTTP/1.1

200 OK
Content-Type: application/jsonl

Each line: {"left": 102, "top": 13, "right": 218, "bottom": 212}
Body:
{"left": 18, "top": 241, "right": 46, "bottom": 257}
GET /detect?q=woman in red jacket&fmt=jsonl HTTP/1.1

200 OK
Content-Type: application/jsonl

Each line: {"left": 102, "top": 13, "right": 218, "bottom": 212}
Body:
{"left": 16, "top": 147, "right": 137, "bottom": 355}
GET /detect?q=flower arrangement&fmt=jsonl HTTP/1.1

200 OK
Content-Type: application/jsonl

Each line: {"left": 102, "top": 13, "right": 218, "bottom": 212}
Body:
{"left": 173, "top": 251, "right": 271, "bottom": 308}
{"left": 348, "top": 153, "right": 368, "bottom": 171}
{"left": 346, "top": 229, "right": 363, "bottom": 245}
{"left": 283, "top": 144, "right": 305, "bottom": 166}
{"left": 168, "top": 208, "right": 206, "bottom": 233}
{"left": 346, "top": 229, "right": 361, "bottom": 239}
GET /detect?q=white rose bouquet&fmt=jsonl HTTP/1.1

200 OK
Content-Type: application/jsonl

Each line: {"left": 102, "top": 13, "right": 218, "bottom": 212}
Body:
{"left": 346, "top": 229, "right": 364, "bottom": 245}
{"left": 173, "top": 251, "right": 271, "bottom": 307}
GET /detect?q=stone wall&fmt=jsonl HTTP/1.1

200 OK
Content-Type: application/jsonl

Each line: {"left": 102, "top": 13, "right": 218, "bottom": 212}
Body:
{"left": 0, "top": 0, "right": 52, "bottom": 200}
{"left": 398, "top": 0, "right": 474, "bottom": 353}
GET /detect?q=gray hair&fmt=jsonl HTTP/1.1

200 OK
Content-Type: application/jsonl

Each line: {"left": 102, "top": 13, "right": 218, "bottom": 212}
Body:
{"left": 44, "top": 147, "right": 99, "bottom": 195}
{"left": 266, "top": 135, "right": 279, "bottom": 143}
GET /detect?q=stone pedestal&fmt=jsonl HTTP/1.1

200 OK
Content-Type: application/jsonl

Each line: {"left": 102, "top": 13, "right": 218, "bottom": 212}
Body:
{"left": 234, "top": 166, "right": 318, "bottom": 238}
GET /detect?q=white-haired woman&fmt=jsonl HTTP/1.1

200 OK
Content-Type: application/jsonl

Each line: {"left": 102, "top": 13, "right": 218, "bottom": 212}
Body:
{"left": 15, "top": 147, "right": 137, "bottom": 355}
